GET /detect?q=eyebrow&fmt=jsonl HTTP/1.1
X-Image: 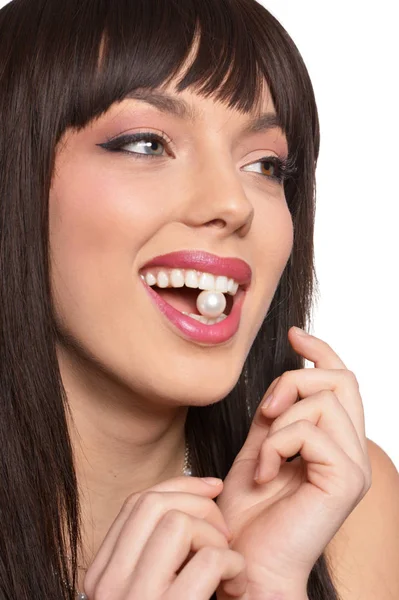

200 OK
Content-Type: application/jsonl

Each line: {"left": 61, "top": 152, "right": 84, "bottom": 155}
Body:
{"left": 125, "top": 88, "right": 284, "bottom": 136}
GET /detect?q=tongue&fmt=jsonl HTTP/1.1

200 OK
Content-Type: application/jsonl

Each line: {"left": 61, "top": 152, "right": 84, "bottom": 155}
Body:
{"left": 155, "top": 287, "right": 200, "bottom": 314}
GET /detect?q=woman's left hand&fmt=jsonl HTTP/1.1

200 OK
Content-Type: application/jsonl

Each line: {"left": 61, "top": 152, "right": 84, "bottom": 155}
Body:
{"left": 215, "top": 326, "right": 372, "bottom": 600}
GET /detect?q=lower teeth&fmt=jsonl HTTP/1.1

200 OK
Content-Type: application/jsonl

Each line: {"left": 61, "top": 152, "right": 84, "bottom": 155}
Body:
{"left": 181, "top": 312, "right": 228, "bottom": 325}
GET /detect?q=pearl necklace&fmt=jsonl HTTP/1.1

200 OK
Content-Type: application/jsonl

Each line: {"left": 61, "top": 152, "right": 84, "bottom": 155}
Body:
{"left": 63, "top": 441, "right": 192, "bottom": 599}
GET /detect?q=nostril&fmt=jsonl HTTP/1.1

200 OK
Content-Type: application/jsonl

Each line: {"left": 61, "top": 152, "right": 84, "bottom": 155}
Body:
{"left": 206, "top": 219, "right": 225, "bottom": 228}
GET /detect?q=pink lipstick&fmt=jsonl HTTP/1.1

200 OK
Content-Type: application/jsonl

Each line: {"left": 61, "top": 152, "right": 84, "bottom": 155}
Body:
{"left": 139, "top": 250, "right": 251, "bottom": 344}
{"left": 141, "top": 250, "right": 252, "bottom": 290}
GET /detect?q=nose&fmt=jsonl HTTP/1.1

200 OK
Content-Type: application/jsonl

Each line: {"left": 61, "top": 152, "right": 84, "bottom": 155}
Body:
{"left": 180, "top": 157, "right": 254, "bottom": 239}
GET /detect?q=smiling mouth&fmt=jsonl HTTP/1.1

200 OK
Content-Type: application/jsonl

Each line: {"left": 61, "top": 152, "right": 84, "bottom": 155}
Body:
{"left": 150, "top": 285, "right": 234, "bottom": 317}
{"left": 139, "top": 266, "right": 241, "bottom": 321}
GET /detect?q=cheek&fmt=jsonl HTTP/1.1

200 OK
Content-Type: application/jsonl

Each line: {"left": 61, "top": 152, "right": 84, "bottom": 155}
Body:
{"left": 254, "top": 198, "right": 294, "bottom": 284}
{"left": 50, "top": 157, "right": 166, "bottom": 257}
{"left": 48, "top": 157, "right": 168, "bottom": 341}
{"left": 246, "top": 199, "right": 294, "bottom": 334}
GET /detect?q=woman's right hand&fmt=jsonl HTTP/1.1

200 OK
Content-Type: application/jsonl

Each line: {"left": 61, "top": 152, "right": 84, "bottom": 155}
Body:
{"left": 83, "top": 476, "right": 248, "bottom": 599}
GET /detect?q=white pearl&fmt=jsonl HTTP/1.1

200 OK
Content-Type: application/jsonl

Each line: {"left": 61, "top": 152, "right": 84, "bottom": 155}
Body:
{"left": 196, "top": 290, "right": 226, "bottom": 318}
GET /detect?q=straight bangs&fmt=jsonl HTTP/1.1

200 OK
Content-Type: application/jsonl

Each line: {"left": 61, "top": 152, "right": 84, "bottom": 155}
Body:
{"left": 27, "top": 0, "right": 319, "bottom": 174}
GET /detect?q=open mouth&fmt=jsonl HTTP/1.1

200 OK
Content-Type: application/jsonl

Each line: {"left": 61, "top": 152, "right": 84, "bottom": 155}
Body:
{"left": 139, "top": 267, "right": 241, "bottom": 324}
{"left": 149, "top": 285, "right": 234, "bottom": 317}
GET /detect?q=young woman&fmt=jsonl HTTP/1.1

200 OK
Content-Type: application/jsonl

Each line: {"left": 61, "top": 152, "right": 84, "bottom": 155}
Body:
{"left": 1, "top": 0, "right": 397, "bottom": 599}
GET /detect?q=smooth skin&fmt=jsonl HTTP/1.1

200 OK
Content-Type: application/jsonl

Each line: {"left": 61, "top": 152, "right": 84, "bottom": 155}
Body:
{"left": 49, "top": 56, "right": 399, "bottom": 599}
{"left": 81, "top": 324, "right": 399, "bottom": 600}
{"left": 82, "top": 477, "right": 247, "bottom": 599}
{"left": 216, "top": 326, "right": 372, "bottom": 599}
{"left": 50, "top": 70, "right": 292, "bottom": 596}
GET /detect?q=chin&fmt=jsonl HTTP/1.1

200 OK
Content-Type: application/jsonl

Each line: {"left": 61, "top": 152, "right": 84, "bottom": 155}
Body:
{"left": 150, "top": 369, "right": 242, "bottom": 407}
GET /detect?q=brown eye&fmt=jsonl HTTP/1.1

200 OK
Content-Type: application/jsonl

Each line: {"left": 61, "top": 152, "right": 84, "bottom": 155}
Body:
{"left": 260, "top": 159, "right": 277, "bottom": 178}
{"left": 242, "top": 155, "right": 285, "bottom": 184}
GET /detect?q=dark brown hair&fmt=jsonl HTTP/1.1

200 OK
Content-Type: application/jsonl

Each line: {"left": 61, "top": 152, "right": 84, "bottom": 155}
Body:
{"left": 0, "top": 0, "right": 340, "bottom": 598}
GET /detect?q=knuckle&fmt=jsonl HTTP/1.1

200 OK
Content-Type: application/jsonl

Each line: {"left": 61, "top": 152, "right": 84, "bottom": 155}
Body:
{"left": 160, "top": 509, "right": 190, "bottom": 532}
{"left": 135, "top": 490, "right": 164, "bottom": 512}
{"left": 361, "top": 461, "right": 373, "bottom": 491}
{"left": 344, "top": 369, "right": 359, "bottom": 389}
{"left": 349, "top": 462, "right": 368, "bottom": 494}
{"left": 279, "top": 371, "right": 290, "bottom": 386}
{"left": 297, "top": 419, "right": 313, "bottom": 432}
{"left": 324, "top": 390, "right": 340, "bottom": 406}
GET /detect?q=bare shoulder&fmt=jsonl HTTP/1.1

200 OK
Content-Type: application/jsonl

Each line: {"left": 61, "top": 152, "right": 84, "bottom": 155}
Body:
{"left": 325, "top": 438, "right": 399, "bottom": 599}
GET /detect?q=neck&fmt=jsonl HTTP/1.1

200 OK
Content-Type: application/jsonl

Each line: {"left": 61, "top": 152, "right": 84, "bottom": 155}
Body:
{"left": 57, "top": 344, "right": 189, "bottom": 573}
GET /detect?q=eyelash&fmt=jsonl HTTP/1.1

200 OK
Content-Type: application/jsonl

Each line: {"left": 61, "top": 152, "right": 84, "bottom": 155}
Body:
{"left": 99, "top": 132, "right": 297, "bottom": 184}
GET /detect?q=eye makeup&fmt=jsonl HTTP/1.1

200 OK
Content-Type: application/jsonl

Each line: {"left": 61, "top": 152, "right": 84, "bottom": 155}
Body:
{"left": 98, "top": 131, "right": 297, "bottom": 185}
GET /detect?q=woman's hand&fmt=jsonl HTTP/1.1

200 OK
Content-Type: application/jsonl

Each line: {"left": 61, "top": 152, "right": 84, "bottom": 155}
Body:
{"left": 216, "top": 326, "right": 372, "bottom": 600}
{"left": 83, "top": 476, "right": 248, "bottom": 599}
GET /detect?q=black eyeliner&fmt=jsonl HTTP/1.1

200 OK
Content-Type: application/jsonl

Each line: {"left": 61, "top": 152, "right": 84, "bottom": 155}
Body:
{"left": 97, "top": 133, "right": 297, "bottom": 184}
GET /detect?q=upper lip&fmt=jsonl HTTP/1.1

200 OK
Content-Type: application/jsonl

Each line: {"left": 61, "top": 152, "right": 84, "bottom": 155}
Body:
{"left": 140, "top": 250, "right": 252, "bottom": 289}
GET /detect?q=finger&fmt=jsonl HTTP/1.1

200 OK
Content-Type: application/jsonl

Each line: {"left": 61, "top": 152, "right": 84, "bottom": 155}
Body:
{"left": 127, "top": 511, "right": 230, "bottom": 597}
{"left": 288, "top": 326, "right": 348, "bottom": 369}
{"left": 167, "top": 547, "right": 247, "bottom": 600}
{"left": 264, "top": 391, "right": 367, "bottom": 467}
{"left": 93, "top": 478, "right": 224, "bottom": 564}
{"left": 255, "top": 420, "right": 371, "bottom": 499}
{"left": 83, "top": 478, "right": 227, "bottom": 595}
{"left": 260, "top": 367, "right": 366, "bottom": 453}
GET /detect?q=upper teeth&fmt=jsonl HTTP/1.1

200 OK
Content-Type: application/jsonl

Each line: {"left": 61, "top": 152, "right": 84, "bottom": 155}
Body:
{"left": 140, "top": 268, "right": 240, "bottom": 295}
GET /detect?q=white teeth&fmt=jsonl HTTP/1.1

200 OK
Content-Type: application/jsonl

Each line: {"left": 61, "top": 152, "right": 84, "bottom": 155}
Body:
{"left": 140, "top": 267, "right": 240, "bottom": 296}
{"left": 185, "top": 270, "right": 199, "bottom": 288}
{"left": 156, "top": 271, "right": 169, "bottom": 288}
{"left": 198, "top": 272, "right": 215, "bottom": 291}
{"left": 145, "top": 272, "right": 157, "bottom": 286}
{"left": 182, "top": 312, "right": 228, "bottom": 325}
{"left": 215, "top": 275, "right": 229, "bottom": 293}
{"left": 183, "top": 312, "right": 201, "bottom": 321}
{"left": 227, "top": 279, "right": 239, "bottom": 295}
{"left": 170, "top": 269, "right": 185, "bottom": 287}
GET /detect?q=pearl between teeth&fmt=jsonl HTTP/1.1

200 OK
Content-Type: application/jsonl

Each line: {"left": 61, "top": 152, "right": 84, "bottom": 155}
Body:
{"left": 196, "top": 290, "right": 226, "bottom": 318}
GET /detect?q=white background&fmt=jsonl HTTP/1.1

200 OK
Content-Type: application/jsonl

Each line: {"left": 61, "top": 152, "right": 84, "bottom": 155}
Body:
{"left": 262, "top": 0, "right": 399, "bottom": 470}
{"left": 1, "top": 0, "right": 398, "bottom": 469}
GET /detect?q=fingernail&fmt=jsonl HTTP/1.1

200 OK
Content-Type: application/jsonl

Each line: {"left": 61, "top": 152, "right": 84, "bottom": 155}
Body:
{"left": 200, "top": 477, "right": 223, "bottom": 486}
{"left": 261, "top": 393, "right": 274, "bottom": 410}
{"left": 293, "top": 326, "right": 309, "bottom": 336}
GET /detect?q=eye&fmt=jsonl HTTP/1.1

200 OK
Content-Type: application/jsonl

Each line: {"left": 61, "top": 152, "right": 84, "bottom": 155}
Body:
{"left": 242, "top": 156, "right": 287, "bottom": 184}
{"left": 98, "top": 133, "right": 297, "bottom": 184}
{"left": 98, "top": 131, "right": 170, "bottom": 158}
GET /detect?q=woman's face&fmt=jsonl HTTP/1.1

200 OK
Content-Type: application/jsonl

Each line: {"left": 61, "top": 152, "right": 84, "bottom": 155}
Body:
{"left": 49, "top": 82, "right": 293, "bottom": 407}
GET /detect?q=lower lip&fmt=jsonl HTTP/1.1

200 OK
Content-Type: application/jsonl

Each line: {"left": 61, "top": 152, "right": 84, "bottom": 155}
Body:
{"left": 140, "top": 280, "right": 246, "bottom": 344}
